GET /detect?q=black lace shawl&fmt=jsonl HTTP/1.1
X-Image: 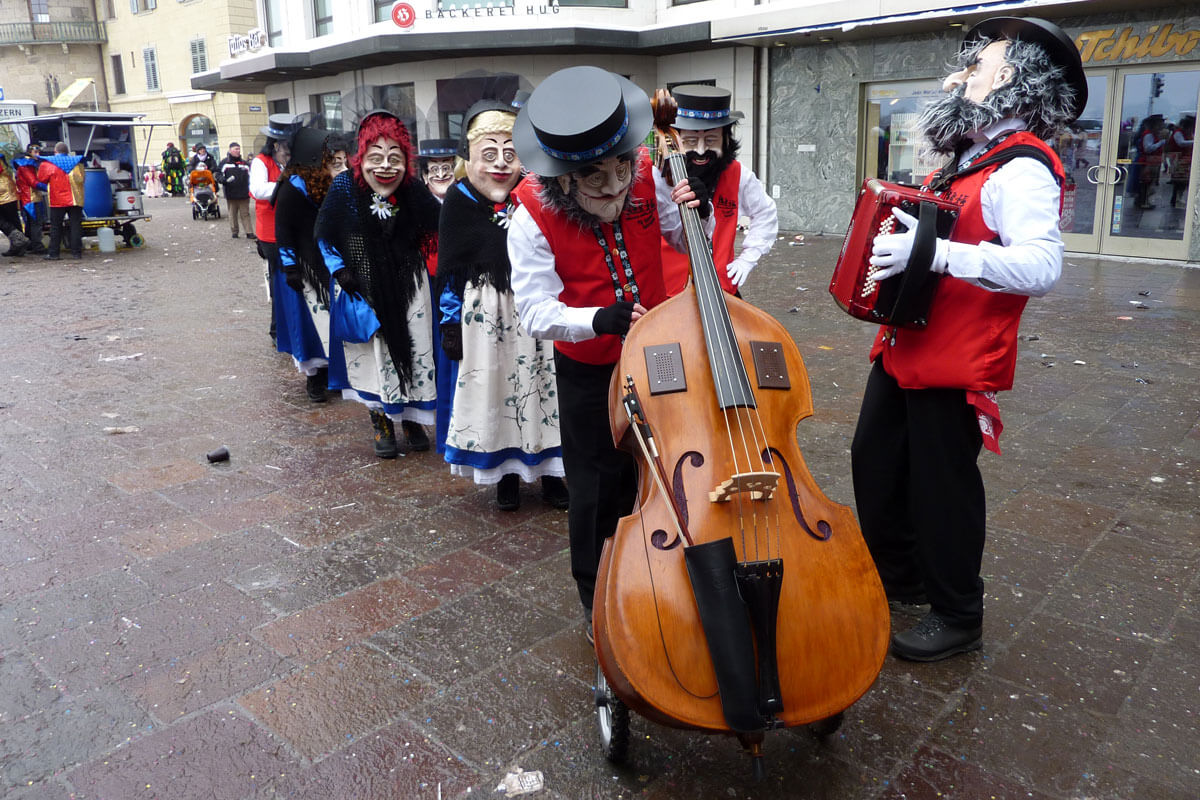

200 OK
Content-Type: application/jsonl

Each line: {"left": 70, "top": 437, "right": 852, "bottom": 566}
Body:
{"left": 436, "top": 179, "right": 513, "bottom": 302}
{"left": 274, "top": 177, "right": 330, "bottom": 307}
{"left": 314, "top": 172, "right": 441, "bottom": 388}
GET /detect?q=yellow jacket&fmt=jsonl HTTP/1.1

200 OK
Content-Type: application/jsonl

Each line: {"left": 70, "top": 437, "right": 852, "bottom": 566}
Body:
{"left": 0, "top": 169, "right": 17, "bottom": 205}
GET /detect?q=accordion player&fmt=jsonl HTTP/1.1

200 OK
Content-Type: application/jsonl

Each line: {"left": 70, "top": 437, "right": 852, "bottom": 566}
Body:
{"left": 829, "top": 179, "right": 961, "bottom": 330}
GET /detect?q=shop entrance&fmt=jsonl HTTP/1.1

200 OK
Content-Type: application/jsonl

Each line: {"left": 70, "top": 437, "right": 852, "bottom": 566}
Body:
{"left": 1057, "top": 66, "right": 1198, "bottom": 258}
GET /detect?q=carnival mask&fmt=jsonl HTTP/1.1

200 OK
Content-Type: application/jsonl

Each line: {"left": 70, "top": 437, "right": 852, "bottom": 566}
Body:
{"left": 467, "top": 134, "right": 520, "bottom": 203}
{"left": 327, "top": 150, "right": 348, "bottom": 178}
{"left": 424, "top": 156, "right": 456, "bottom": 200}
{"left": 559, "top": 155, "right": 634, "bottom": 224}
{"left": 675, "top": 127, "right": 724, "bottom": 165}
{"left": 361, "top": 136, "right": 406, "bottom": 197}
{"left": 943, "top": 41, "right": 1014, "bottom": 104}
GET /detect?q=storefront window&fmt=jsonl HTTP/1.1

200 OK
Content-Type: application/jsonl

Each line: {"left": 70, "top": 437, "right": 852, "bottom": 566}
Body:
{"left": 310, "top": 92, "right": 342, "bottom": 131}
{"left": 862, "top": 79, "right": 946, "bottom": 185}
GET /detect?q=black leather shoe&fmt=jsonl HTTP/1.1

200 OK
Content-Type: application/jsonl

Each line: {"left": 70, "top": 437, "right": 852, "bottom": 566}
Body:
{"left": 245, "top": 233, "right": 257, "bottom": 241}
{"left": 305, "top": 373, "right": 327, "bottom": 403}
{"left": 231, "top": 232, "right": 239, "bottom": 238}
{"left": 497, "top": 473, "right": 520, "bottom": 511}
{"left": 43, "top": 254, "right": 60, "bottom": 260}
{"left": 401, "top": 420, "right": 429, "bottom": 452}
{"left": 891, "top": 612, "right": 981, "bottom": 662}
{"left": 540, "top": 476, "right": 569, "bottom": 509}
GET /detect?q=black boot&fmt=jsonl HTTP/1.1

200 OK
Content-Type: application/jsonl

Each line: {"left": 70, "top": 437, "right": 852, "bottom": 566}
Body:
{"left": 370, "top": 410, "right": 398, "bottom": 459}
{"left": 401, "top": 420, "right": 429, "bottom": 452}
{"left": 306, "top": 367, "right": 328, "bottom": 403}
{"left": 540, "top": 475, "right": 569, "bottom": 509}
{"left": 497, "top": 473, "right": 520, "bottom": 511}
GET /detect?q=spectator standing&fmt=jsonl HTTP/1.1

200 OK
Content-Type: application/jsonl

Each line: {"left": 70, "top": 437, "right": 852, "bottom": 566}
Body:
{"left": 36, "top": 142, "right": 85, "bottom": 261}
{"left": 217, "top": 142, "right": 254, "bottom": 238}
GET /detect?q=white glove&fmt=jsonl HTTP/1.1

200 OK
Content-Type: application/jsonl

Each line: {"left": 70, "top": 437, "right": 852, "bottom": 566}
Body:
{"left": 726, "top": 257, "right": 755, "bottom": 288}
{"left": 869, "top": 207, "right": 948, "bottom": 281}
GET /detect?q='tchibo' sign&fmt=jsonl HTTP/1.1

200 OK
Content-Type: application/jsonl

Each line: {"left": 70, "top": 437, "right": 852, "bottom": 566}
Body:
{"left": 1076, "top": 24, "right": 1200, "bottom": 62}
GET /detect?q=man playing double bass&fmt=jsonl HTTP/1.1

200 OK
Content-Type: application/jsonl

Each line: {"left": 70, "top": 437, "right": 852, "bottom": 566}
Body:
{"left": 507, "top": 66, "right": 699, "bottom": 642}
{"left": 851, "top": 17, "right": 1087, "bottom": 661}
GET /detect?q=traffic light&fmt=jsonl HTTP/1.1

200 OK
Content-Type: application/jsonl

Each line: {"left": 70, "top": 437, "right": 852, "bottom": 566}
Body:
{"left": 1151, "top": 74, "right": 1164, "bottom": 98}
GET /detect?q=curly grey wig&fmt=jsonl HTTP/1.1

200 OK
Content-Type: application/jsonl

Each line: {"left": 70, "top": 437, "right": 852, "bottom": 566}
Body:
{"left": 918, "top": 36, "right": 1080, "bottom": 156}
{"left": 535, "top": 150, "right": 648, "bottom": 227}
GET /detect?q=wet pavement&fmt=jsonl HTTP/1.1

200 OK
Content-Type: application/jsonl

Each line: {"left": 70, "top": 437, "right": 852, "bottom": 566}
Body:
{"left": 0, "top": 195, "right": 1197, "bottom": 800}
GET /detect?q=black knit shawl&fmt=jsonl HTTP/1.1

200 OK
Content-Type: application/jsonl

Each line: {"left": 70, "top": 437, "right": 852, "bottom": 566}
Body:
{"left": 274, "top": 177, "right": 329, "bottom": 307}
{"left": 436, "top": 179, "right": 513, "bottom": 302}
{"left": 314, "top": 172, "right": 441, "bottom": 389}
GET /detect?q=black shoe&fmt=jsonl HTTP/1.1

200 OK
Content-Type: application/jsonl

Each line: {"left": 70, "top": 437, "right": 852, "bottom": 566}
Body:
{"left": 231, "top": 232, "right": 239, "bottom": 238}
{"left": 497, "top": 473, "right": 520, "bottom": 511}
{"left": 305, "top": 372, "right": 327, "bottom": 403}
{"left": 891, "top": 612, "right": 982, "bottom": 662}
{"left": 540, "top": 476, "right": 569, "bottom": 509}
{"left": 401, "top": 420, "right": 429, "bottom": 452}
{"left": 370, "top": 410, "right": 398, "bottom": 459}
{"left": 585, "top": 607, "right": 594, "bottom": 646}
{"left": 43, "top": 254, "right": 60, "bottom": 261}
{"left": 71, "top": 253, "right": 82, "bottom": 260}
{"left": 245, "top": 233, "right": 257, "bottom": 241}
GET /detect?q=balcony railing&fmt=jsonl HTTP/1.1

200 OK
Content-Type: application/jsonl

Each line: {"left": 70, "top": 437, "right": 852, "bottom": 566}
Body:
{"left": 0, "top": 21, "right": 107, "bottom": 46}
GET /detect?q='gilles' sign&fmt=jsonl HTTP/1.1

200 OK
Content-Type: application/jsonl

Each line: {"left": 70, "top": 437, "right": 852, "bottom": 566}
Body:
{"left": 228, "top": 28, "right": 268, "bottom": 58}
{"left": 392, "top": 2, "right": 416, "bottom": 28}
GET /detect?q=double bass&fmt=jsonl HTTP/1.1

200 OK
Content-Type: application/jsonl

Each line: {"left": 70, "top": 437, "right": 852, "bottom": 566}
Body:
{"left": 592, "top": 91, "right": 890, "bottom": 773}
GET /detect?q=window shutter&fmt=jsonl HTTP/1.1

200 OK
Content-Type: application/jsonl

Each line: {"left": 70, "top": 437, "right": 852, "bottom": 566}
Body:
{"left": 190, "top": 39, "right": 208, "bottom": 73}
{"left": 143, "top": 47, "right": 159, "bottom": 91}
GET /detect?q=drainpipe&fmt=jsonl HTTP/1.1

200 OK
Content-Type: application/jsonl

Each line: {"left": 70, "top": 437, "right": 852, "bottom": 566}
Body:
{"left": 756, "top": 45, "right": 769, "bottom": 186}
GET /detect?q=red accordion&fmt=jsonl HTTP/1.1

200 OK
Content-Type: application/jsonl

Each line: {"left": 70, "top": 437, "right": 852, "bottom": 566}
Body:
{"left": 829, "top": 179, "right": 961, "bottom": 330}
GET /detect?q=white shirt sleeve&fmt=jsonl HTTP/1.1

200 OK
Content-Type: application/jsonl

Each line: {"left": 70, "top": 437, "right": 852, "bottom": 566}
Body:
{"left": 729, "top": 168, "right": 778, "bottom": 273}
{"left": 248, "top": 157, "right": 276, "bottom": 202}
{"left": 508, "top": 205, "right": 603, "bottom": 342}
{"left": 943, "top": 157, "right": 1063, "bottom": 298}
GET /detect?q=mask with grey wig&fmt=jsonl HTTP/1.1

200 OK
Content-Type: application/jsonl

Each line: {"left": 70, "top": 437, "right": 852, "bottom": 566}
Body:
{"left": 918, "top": 37, "right": 1077, "bottom": 156}
{"left": 535, "top": 152, "right": 643, "bottom": 227}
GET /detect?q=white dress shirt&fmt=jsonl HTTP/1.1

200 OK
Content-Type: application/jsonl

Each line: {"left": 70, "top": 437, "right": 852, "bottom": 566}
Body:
{"left": 249, "top": 154, "right": 280, "bottom": 202}
{"left": 947, "top": 118, "right": 1063, "bottom": 297}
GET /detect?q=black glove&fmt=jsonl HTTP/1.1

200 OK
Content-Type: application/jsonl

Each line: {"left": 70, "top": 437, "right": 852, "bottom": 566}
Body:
{"left": 688, "top": 176, "right": 712, "bottom": 220}
{"left": 255, "top": 240, "right": 267, "bottom": 260}
{"left": 592, "top": 301, "right": 635, "bottom": 336}
{"left": 335, "top": 269, "right": 364, "bottom": 300}
{"left": 440, "top": 323, "right": 463, "bottom": 361}
{"left": 284, "top": 269, "right": 305, "bottom": 294}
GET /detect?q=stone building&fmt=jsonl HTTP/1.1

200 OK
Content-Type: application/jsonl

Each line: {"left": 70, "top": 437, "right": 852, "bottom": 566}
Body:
{"left": 196, "top": 0, "right": 1199, "bottom": 263}
{"left": 0, "top": 0, "right": 108, "bottom": 116}
{"left": 101, "top": 0, "right": 268, "bottom": 168}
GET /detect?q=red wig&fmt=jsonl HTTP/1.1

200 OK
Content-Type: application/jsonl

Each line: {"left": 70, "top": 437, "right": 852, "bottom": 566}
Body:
{"left": 351, "top": 112, "right": 415, "bottom": 192}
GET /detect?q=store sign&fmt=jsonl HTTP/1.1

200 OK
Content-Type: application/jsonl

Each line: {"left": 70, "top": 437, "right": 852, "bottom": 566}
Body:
{"left": 1076, "top": 24, "right": 1200, "bottom": 63}
{"left": 392, "top": 2, "right": 415, "bottom": 27}
{"left": 228, "top": 28, "right": 268, "bottom": 58}
{"left": 424, "top": 2, "right": 561, "bottom": 20}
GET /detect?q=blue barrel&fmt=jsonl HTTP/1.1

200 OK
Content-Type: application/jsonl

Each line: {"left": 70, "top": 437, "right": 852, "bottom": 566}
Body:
{"left": 83, "top": 168, "right": 114, "bottom": 218}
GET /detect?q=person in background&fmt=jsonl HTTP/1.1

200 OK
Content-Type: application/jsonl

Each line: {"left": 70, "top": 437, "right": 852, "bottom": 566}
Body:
{"left": 142, "top": 164, "right": 165, "bottom": 198}
{"left": 656, "top": 84, "right": 777, "bottom": 297}
{"left": 13, "top": 143, "right": 46, "bottom": 255}
{"left": 217, "top": 142, "right": 254, "bottom": 239}
{"left": 189, "top": 144, "right": 218, "bottom": 178}
{"left": 851, "top": 16, "right": 1084, "bottom": 662}
{"left": 162, "top": 142, "right": 186, "bottom": 196}
{"left": 438, "top": 101, "right": 567, "bottom": 511}
{"left": 417, "top": 136, "right": 458, "bottom": 454}
{"left": 251, "top": 114, "right": 297, "bottom": 342}
{"left": 0, "top": 152, "right": 30, "bottom": 256}
{"left": 36, "top": 142, "right": 85, "bottom": 261}
{"left": 1166, "top": 115, "right": 1194, "bottom": 209}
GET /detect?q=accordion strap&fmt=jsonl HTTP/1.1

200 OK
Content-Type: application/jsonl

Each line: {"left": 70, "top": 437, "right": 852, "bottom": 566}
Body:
{"left": 927, "top": 143, "right": 1061, "bottom": 193}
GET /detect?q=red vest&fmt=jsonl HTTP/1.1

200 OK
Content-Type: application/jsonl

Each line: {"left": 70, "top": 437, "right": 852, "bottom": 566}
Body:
{"left": 253, "top": 153, "right": 281, "bottom": 243}
{"left": 870, "top": 133, "right": 1065, "bottom": 392}
{"left": 661, "top": 160, "right": 741, "bottom": 296}
{"left": 515, "top": 153, "right": 668, "bottom": 365}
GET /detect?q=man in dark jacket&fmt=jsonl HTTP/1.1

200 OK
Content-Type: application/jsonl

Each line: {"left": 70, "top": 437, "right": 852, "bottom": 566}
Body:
{"left": 217, "top": 142, "right": 254, "bottom": 239}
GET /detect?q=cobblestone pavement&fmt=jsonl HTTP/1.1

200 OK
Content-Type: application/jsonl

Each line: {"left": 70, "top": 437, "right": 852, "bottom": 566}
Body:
{"left": 1, "top": 195, "right": 1197, "bottom": 800}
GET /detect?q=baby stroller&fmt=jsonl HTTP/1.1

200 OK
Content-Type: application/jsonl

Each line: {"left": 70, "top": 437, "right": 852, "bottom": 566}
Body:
{"left": 188, "top": 168, "right": 220, "bottom": 220}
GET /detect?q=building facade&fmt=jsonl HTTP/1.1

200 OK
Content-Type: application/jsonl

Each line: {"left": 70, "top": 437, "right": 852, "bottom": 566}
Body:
{"left": 0, "top": 0, "right": 109, "bottom": 119}
{"left": 197, "top": 0, "right": 1199, "bottom": 263}
{"left": 101, "top": 0, "right": 268, "bottom": 168}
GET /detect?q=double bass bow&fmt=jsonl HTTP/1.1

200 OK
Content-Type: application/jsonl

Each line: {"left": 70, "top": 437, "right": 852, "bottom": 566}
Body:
{"left": 592, "top": 89, "right": 890, "bottom": 764}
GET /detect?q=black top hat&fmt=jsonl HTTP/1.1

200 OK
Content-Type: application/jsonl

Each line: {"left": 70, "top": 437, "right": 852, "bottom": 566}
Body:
{"left": 964, "top": 17, "right": 1088, "bottom": 121}
{"left": 670, "top": 84, "right": 744, "bottom": 131}
{"left": 260, "top": 113, "right": 299, "bottom": 140}
{"left": 289, "top": 127, "right": 331, "bottom": 168}
{"left": 514, "top": 67, "right": 652, "bottom": 177}
{"left": 511, "top": 90, "right": 531, "bottom": 109}
{"left": 419, "top": 138, "right": 458, "bottom": 158}
{"left": 456, "top": 99, "right": 516, "bottom": 159}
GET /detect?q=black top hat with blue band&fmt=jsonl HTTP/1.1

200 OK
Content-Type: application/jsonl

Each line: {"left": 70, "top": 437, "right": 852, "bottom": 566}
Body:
{"left": 259, "top": 113, "right": 299, "bottom": 140}
{"left": 513, "top": 66, "right": 652, "bottom": 177}
{"left": 419, "top": 138, "right": 459, "bottom": 158}
{"left": 670, "top": 84, "right": 744, "bottom": 131}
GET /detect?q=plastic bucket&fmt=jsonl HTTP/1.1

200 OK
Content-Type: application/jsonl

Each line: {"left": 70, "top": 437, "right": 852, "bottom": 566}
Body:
{"left": 96, "top": 226, "right": 116, "bottom": 253}
{"left": 113, "top": 189, "right": 143, "bottom": 215}
{"left": 83, "top": 168, "right": 114, "bottom": 218}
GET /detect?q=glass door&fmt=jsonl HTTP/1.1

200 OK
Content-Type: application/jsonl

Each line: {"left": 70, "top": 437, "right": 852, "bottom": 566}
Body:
{"left": 1063, "top": 66, "right": 1199, "bottom": 258}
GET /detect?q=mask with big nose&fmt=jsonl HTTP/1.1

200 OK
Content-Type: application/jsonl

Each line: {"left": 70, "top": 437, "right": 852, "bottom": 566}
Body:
{"left": 559, "top": 155, "right": 634, "bottom": 224}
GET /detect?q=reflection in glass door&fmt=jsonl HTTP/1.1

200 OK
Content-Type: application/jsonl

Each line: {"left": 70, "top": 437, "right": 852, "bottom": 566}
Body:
{"left": 1054, "top": 74, "right": 1109, "bottom": 253}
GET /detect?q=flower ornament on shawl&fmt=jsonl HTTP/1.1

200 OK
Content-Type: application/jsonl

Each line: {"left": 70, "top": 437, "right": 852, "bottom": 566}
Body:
{"left": 370, "top": 192, "right": 396, "bottom": 219}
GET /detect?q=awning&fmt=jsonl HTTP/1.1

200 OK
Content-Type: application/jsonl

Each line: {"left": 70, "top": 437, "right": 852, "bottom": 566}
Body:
{"left": 50, "top": 78, "right": 96, "bottom": 110}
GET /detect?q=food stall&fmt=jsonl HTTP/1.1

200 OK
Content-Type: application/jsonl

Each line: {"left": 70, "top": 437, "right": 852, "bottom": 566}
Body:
{"left": 0, "top": 111, "right": 171, "bottom": 247}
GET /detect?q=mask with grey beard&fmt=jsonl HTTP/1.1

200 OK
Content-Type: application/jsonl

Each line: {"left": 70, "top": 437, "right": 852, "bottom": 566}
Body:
{"left": 917, "top": 86, "right": 1006, "bottom": 156}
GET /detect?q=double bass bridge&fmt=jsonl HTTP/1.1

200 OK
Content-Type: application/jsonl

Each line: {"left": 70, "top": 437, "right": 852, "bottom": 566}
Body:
{"left": 708, "top": 471, "right": 780, "bottom": 503}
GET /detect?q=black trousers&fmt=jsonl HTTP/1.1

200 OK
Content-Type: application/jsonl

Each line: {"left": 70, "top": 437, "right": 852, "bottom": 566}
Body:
{"left": 259, "top": 240, "right": 280, "bottom": 337}
{"left": 22, "top": 202, "right": 45, "bottom": 251}
{"left": 47, "top": 205, "right": 83, "bottom": 257}
{"left": 850, "top": 359, "right": 986, "bottom": 628}
{"left": 554, "top": 351, "right": 638, "bottom": 610}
